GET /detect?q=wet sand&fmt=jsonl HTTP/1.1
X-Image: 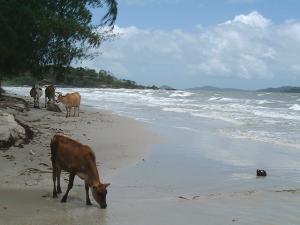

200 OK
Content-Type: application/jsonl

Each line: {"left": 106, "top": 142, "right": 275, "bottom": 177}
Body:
{"left": 1, "top": 185, "right": 300, "bottom": 225}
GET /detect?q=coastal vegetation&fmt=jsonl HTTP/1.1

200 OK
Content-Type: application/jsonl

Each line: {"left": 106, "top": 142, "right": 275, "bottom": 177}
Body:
{"left": 0, "top": 0, "right": 118, "bottom": 92}
{"left": 3, "top": 67, "right": 159, "bottom": 89}
{"left": 0, "top": 0, "right": 160, "bottom": 90}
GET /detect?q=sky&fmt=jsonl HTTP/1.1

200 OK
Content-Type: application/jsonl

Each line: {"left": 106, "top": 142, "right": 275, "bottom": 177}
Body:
{"left": 79, "top": 0, "right": 300, "bottom": 90}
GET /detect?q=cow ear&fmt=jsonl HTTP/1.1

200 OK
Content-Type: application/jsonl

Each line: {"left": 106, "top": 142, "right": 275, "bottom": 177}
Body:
{"left": 104, "top": 183, "right": 111, "bottom": 188}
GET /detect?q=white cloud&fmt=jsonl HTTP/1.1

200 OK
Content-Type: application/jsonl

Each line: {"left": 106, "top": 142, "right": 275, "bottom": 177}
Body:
{"left": 79, "top": 11, "right": 300, "bottom": 87}
{"left": 223, "top": 11, "right": 271, "bottom": 27}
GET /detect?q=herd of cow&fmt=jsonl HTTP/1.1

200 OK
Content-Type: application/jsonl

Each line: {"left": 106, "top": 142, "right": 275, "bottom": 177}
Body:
{"left": 29, "top": 83, "right": 110, "bottom": 208}
{"left": 30, "top": 84, "right": 81, "bottom": 117}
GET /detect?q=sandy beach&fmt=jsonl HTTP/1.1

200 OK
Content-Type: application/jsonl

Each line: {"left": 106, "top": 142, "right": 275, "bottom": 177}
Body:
{"left": 0, "top": 93, "right": 160, "bottom": 225}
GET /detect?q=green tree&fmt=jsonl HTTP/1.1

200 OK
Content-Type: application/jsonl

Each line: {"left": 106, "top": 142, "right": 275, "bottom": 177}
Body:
{"left": 0, "top": 0, "right": 118, "bottom": 87}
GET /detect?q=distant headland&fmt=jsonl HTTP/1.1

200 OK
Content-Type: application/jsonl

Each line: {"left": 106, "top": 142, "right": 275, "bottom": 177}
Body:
{"left": 187, "top": 86, "right": 300, "bottom": 93}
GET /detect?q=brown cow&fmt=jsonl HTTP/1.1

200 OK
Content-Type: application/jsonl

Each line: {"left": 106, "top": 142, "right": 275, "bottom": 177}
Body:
{"left": 50, "top": 134, "right": 110, "bottom": 208}
{"left": 45, "top": 85, "right": 55, "bottom": 108}
{"left": 57, "top": 92, "right": 81, "bottom": 117}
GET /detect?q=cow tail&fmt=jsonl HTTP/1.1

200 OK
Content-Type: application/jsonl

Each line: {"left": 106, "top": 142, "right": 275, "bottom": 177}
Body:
{"left": 50, "top": 136, "right": 58, "bottom": 163}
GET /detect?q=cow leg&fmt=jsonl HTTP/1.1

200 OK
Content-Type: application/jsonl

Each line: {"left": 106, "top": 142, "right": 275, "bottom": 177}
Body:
{"left": 36, "top": 97, "right": 39, "bottom": 109}
{"left": 65, "top": 107, "right": 68, "bottom": 118}
{"left": 61, "top": 173, "right": 75, "bottom": 203}
{"left": 85, "top": 182, "right": 92, "bottom": 205}
{"left": 51, "top": 159, "right": 58, "bottom": 198}
{"left": 34, "top": 98, "right": 37, "bottom": 108}
{"left": 45, "top": 97, "right": 47, "bottom": 108}
{"left": 77, "top": 106, "right": 80, "bottom": 117}
{"left": 56, "top": 167, "right": 62, "bottom": 194}
{"left": 73, "top": 107, "right": 76, "bottom": 117}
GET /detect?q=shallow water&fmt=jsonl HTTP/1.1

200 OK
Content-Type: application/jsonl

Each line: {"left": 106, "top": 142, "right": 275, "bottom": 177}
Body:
{"left": 2, "top": 186, "right": 300, "bottom": 225}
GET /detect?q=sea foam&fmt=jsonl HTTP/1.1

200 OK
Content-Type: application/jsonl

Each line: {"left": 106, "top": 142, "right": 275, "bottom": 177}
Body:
{"left": 290, "top": 104, "right": 300, "bottom": 111}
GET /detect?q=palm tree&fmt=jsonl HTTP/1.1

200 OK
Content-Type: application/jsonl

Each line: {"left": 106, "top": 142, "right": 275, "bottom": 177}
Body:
{"left": 102, "top": 0, "right": 118, "bottom": 27}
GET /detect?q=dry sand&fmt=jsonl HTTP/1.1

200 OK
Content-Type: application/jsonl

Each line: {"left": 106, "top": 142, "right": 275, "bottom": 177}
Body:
{"left": 0, "top": 94, "right": 161, "bottom": 225}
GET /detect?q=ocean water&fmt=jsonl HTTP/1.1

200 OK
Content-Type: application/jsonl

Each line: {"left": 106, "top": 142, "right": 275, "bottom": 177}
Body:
{"left": 5, "top": 87, "right": 300, "bottom": 192}
{"left": 7, "top": 86, "right": 300, "bottom": 151}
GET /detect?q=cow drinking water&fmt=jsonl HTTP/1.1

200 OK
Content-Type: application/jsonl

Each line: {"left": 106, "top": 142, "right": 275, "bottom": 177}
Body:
{"left": 50, "top": 134, "right": 110, "bottom": 208}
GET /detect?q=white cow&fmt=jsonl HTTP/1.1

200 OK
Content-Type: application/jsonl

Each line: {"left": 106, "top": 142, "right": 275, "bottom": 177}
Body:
{"left": 30, "top": 83, "right": 43, "bottom": 108}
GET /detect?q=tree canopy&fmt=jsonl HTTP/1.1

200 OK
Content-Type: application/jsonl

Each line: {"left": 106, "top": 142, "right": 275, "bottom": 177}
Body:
{"left": 3, "top": 66, "right": 160, "bottom": 90}
{"left": 0, "top": 0, "right": 118, "bottom": 79}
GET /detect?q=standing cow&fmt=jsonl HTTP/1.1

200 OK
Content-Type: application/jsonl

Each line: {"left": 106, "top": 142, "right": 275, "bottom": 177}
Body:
{"left": 57, "top": 92, "right": 81, "bottom": 117}
{"left": 45, "top": 84, "right": 55, "bottom": 108}
{"left": 50, "top": 134, "right": 110, "bottom": 208}
{"left": 30, "top": 83, "right": 43, "bottom": 108}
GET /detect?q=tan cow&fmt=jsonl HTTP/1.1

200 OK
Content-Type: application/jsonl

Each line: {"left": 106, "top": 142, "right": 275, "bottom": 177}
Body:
{"left": 50, "top": 134, "right": 110, "bottom": 208}
{"left": 57, "top": 92, "right": 81, "bottom": 117}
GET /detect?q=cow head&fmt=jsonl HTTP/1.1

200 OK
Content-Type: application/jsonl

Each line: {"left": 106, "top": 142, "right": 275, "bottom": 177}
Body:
{"left": 91, "top": 183, "right": 110, "bottom": 209}
{"left": 56, "top": 93, "right": 63, "bottom": 103}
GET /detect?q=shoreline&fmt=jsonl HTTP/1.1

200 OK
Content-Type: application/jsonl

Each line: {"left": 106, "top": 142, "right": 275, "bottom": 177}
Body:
{"left": 0, "top": 93, "right": 161, "bottom": 189}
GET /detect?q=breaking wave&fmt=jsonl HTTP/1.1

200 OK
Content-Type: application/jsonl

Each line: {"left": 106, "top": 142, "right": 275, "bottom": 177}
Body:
{"left": 4, "top": 86, "right": 300, "bottom": 150}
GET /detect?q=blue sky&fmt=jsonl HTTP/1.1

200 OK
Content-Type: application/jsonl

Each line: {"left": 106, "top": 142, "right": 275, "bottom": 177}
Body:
{"left": 84, "top": 0, "right": 300, "bottom": 89}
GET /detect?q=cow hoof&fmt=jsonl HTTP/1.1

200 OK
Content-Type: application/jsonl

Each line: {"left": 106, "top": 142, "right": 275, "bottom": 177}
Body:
{"left": 86, "top": 201, "right": 92, "bottom": 206}
{"left": 53, "top": 193, "right": 58, "bottom": 198}
{"left": 61, "top": 197, "right": 67, "bottom": 203}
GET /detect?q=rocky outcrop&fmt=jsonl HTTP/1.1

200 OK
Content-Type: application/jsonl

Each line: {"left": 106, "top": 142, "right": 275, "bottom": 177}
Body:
{"left": 46, "top": 102, "right": 62, "bottom": 112}
{"left": 0, "top": 95, "right": 29, "bottom": 112}
{"left": 0, "top": 112, "right": 27, "bottom": 149}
